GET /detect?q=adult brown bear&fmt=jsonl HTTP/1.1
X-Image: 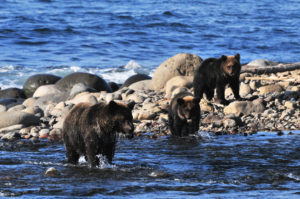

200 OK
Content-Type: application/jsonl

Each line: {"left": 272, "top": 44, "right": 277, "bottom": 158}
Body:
{"left": 193, "top": 54, "right": 242, "bottom": 105}
{"left": 62, "top": 100, "right": 135, "bottom": 167}
{"left": 168, "top": 92, "right": 200, "bottom": 137}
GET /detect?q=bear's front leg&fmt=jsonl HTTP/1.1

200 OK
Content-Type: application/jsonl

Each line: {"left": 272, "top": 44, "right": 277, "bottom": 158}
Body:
{"left": 215, "top": 82, "right": 229, "bottom": 105}
{"left": 229, "top": 78, "right": 242, "bottom": 101}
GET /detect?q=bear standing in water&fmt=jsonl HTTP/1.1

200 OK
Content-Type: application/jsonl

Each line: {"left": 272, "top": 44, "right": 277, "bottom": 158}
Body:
{"left": 168, "top": 92, "right": 200, "bottom": 137}
{"left": 193, "top": 53, "right": 242, "bottom": 105}
{"left": 62, "top": 100, "right": 135, "bottom": 167}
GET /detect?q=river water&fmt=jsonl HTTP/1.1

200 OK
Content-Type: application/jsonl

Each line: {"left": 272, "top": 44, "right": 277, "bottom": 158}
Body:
{"left": 1, "top": 131, "right": 300, "bottom": 198}
{"left": 0, "top": 0, "right": 300, "bottom": 89}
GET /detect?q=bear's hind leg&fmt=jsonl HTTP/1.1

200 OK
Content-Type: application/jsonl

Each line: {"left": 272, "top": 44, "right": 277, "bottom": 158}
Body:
{"left": 65, "top": 147, "right": 80, "bottom": 165}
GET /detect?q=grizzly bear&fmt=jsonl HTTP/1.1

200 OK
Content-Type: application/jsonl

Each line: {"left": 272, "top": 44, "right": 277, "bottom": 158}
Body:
{"left": 168, "top": 91, "right": 200, "bottom": 137}
{"left": 193, "top": 53, "right": 242, "bottom": 105}
{"left": 62, "top": 100, "right": 135, "bottom": 167}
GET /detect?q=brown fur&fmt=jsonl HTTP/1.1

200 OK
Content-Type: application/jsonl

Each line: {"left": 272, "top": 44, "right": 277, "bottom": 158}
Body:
{"left": 168, "top": 92, "right": 200, "bottom": 137}
{"left": 62, "top": 101, "right": 135, "bottom": 167}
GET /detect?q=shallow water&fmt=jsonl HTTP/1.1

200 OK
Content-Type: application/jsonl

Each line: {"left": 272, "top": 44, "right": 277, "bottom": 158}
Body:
{"left": 1, "top": 131, "right": 300, "bottom": 198}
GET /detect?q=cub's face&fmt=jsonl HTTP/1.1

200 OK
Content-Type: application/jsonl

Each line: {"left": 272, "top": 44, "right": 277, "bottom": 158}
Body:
{"left": 177, "top": 96, "right": 200, "bottom": 123}
{"left": 221, "top": 53, "right": 241, "bottom": 77}
{"left": 109, "top": 101, "right": 135, "bottom": 138}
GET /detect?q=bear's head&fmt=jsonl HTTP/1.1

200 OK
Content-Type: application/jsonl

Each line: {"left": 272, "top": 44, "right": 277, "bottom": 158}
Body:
{"left": 177, "top": 96, "right": 200, "bottom": 123}
{"left": 220, "top": 53, "right": 241, "bottom": 77}
{"left": 109, "top": 100, "right": 135, "bottom": 138}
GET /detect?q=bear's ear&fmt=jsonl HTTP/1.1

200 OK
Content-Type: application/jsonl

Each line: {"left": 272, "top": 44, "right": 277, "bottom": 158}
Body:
{"left": 235, "top": 53, "right": 240, "bottom": 61}
{"left": 127, "top": 101, "right": 135, "bottom": 110}
{"left": 108, "top": 100, "right": 118, "bottom": 111}
{"left": 193, "top": 97, "right": 200, "bottom": 104}
{"left": 221, "top": 55, "right": 227, "bottom": 61}
{"left": 177, "top": 98, "right": 185, "bottom": 106}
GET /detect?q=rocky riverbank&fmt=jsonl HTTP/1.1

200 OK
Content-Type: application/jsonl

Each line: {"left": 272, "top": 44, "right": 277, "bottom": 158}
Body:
{"left": 0, "top": 54, "right": 299, "bottom": 142}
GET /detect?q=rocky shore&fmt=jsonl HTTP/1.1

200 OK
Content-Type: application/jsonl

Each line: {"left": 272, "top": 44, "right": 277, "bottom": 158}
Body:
{"left": 0, "top": 53, "right": 299, "bottom": 142}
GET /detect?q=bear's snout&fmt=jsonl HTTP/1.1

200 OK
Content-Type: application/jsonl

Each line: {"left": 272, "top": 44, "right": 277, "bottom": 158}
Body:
{"left": 122, "top": 120, "right": 134, "bottom": 139}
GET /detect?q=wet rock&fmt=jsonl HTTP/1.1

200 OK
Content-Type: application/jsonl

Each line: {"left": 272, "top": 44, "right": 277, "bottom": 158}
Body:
{"left": 39, "top": 129, "right": 50, "bottom": 139}
{"left": 0, "top": 88, "right": 26, "bottom": 99}
{"left": 23, "top": 74, "right": 61, "bottom": 98}
{"left": 0, "top": 111, "right": 40, "bottom": 129}
{"left": 55, "top": 72, "right": 112, "bottom": 93}
{"left": 121, "top": 74, "right": 151, "bottom": 88}
{"left": 1, "top": 132, "right": 21, "bottom": 141}
{"left": 108, "top": 82, "right": 120, "bottom": 92}
{"left": 45, "top": 167, "right": 60, "bottom": 177}
{"left": 69, "top": 83, "right": 97, "bottom": 99}
{"left": 151, "top": 53, "right": 202, "bottom": 90}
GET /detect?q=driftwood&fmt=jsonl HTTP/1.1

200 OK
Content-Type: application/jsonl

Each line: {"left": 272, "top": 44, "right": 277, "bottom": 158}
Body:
{"left": 241, "top": 62, "right": 300, "bottom": 74}
{"left": 245, "top": 76, "right": 300, "bottom": 83}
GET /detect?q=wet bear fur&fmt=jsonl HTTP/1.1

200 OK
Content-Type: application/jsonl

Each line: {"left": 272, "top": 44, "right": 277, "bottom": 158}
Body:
{"left": 62, "top": 100, "right": 135, "bottom": 167}
{"left": 168, "top": 91, "right": 200, "bottom": 137}
{"left": 193, "top": 53, "right": 242, "bottom": 105}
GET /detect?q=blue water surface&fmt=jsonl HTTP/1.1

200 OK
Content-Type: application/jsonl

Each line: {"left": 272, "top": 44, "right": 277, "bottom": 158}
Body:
{"left": 0, "top": 0, "right": 299, "bottom": 70}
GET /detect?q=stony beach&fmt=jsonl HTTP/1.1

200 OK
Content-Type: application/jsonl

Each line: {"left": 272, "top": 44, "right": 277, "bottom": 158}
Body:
{"left": 0, "top": 53, "right": 299, "bottom": 142}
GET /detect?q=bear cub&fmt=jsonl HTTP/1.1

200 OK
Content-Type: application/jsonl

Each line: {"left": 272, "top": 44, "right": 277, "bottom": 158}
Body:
{"left": 62, "top": 100, "right": 135, "bottom": 167}
{"left": 193, "top": 53, "right": 242, "bottom": 105}
{"left": 168, "top": 91, "right": 200, "bottom": 137}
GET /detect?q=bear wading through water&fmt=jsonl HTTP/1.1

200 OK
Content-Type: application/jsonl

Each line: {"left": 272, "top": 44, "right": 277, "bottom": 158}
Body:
{"left": 193, "top": 53, "right": 242, "bottom": 105}
{"left": 62, "top": 100, "right": 135, "bottom": 167}
{"left": 168, "top": 91, "right": 200, "bottom": 137}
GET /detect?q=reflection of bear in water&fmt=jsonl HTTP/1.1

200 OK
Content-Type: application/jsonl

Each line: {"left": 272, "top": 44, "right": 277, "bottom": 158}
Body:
{"left": 193, "top": 54, "right": 242, "bottom": 105}
{"left": 62, "top": 101, "right": 135, "bottom": 167}
{"left": 168, "top": 92, "right": 200, "bottom": 137}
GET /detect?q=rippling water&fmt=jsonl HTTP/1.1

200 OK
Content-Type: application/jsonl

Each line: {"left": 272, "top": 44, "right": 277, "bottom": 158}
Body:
{"left": 1, "top": 131, "right": 300, "bottom": 198}
{"left": 0, "top": 0, "right": 300, "bottom": 89}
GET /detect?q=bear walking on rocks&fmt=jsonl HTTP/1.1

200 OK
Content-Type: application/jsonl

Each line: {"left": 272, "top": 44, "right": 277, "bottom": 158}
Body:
{"left": 168, "top": 91, "right": 200, "bottom": 137}
{"left": 62, "top": 100, "right": 135, "bottom": 167}
{"left": 193, "top": 53, "right": 242, "bottom": 105}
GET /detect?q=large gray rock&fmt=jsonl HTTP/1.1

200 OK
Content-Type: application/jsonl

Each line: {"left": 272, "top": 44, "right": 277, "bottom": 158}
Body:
{"left": 121, "top": 74, "right": 151, "bottom": 88}
{"left": 224, "top": 99, "right": 265, "bottom": 115}
{"left": 33, "top": 84, "right": 62, "bottom": 98}
{"left": 258, "top": 84, "right": 283, "bottom": 95}
{"left": 0, "top": 88, "right": 26, "bottom": 99}
{"left": 23, "top": 74, "right": 61, "bottom": 98}
{"left": 165, "top": 76, "right": 193, "bottom": 99}
{"left": 151, "top": 53, "right": 202, "bottom": 90}
{"left": 129, "top": 80, "right": 153, "bottom": 91}
{"left": 0, "top": 111, "right": 40, "bottom": 129}
{"left": 55, "top": 72, "right": 112, "bottom": 93}
{"left": 247, "top": 59, "right": 278, "bottom": 67}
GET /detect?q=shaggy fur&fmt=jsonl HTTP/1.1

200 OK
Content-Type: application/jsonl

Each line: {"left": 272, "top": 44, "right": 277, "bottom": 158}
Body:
{"left": 193, "top": 53, "right": 241, "bottom": 105}
{"left": 168, "top": 92, "right": 200, "bottom": 137}
{"left": 62, "top": 100, "right": 135, "bottom": 167}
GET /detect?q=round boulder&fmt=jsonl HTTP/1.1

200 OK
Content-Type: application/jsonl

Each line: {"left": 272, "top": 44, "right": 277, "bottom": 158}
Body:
{"left": 0, "top": 88, "right": 26, "bottom": 99}
{"left": 0, "top": 111, "right": 40, "bottom": 129}
{"left": 23, "top": 74, "right": 61, "bottom": 98}
{"left": 121, "top": 74, "right": 151, "bottom": 88}
{"left": 151, "top": 53, "right": 202, "bottom": 90}
{"left": 55, "top": 72, "right": 112, "bottom": 93}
